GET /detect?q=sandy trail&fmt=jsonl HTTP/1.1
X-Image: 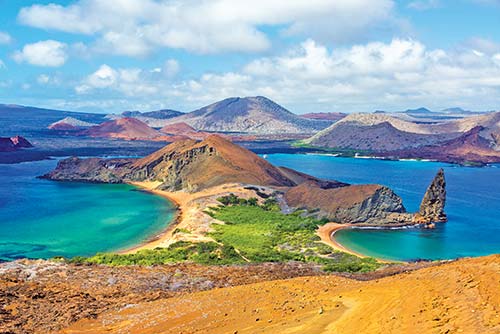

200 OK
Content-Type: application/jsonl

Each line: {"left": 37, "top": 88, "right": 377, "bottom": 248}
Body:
{"left": 61, "top": 255, "right": 500, "bottom": 334}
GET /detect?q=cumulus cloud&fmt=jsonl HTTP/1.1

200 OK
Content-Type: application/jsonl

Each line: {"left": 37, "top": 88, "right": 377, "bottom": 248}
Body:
{"left": 12, "top": 40, "right": 68, "bottom": 67}
{"left": 76, "top": 64, "right": 159, "bottom": 96}
{"left": 0, "top": 32, "right": 12, "bottom": 44}
{"left": 18, "top": 0, "right": 396, "bottom": 55}
{"left": 71, "top": 38, "right": 500, "bottom": 113}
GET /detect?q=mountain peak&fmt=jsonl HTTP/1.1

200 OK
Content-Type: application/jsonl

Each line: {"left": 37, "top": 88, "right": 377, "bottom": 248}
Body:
{"left": 160, "top": 96, "right": 328, "bottom": 134}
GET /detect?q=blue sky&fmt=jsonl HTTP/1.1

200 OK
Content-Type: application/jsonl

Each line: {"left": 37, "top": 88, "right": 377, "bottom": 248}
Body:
{"left": 0, "top": 0, "right": 499, "bottom": 114}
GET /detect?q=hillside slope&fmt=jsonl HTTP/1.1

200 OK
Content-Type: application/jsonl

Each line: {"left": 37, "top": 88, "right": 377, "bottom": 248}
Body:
{"left": 84, "top": 117, "right": 162, "bottom": 140}
{"left": 61, "top": 254, "right": 500, "bottom": 334}
{"left": 161, "top": 96, "right": 329, "bottom": 134}
{"left": 305, "top": 111, "right": 500, "bottom": 162}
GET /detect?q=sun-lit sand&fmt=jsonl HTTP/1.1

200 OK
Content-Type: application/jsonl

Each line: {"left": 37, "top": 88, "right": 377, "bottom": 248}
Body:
{"left": 123, "top": 181, "right": 267, "bottom": 253}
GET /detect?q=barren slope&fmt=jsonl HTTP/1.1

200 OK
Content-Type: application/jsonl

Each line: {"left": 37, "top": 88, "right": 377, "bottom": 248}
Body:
{"left": 61, "top": 255, "right": 500, "bottom": 334}
{"left": 161, "top": 96, "right": 328, "bottom": 134}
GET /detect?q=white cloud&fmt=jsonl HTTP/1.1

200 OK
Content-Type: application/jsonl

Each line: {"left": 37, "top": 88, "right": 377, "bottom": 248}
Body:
{"left": 76, "top": 64, "right": 159, "bottom": 96}
{"left": 0, "top": 32, "right": 12, "bottom": 44}
{"left": 70, "top": 38, "right": 500, "bottom": 113}
{"left": 163, "top": 59, "right": 180, "bottom": 77}
{"left": 408, "top": 0, "right": 441, "bottom": 10}
{"left": 12, "top": 40, "right": 68, "bottom": 67}
{"left": 18, "top": 0, "right": 396, "bottom": 55}
{"left": 0, "top": 59, "right": 5, "bottom": 69}
{"left": 37, "top": 74, "right": 50, "bottom": 84}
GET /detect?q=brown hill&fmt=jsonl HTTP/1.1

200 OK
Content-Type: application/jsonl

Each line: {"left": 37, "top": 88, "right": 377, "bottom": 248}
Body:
{"left": 159, "top": 122, "right": 215, "bottom": 141}
{"left": 61, "top": 254, "right": 500, "bottom": 334}
{"left": 84, "top": 117, "right": 162, "bottom": 140}
{"left": 129, "top": 135, "right": 296, "bottom": 191}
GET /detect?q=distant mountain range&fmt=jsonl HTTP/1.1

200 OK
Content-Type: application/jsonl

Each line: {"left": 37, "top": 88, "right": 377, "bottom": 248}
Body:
{"left": 304, "top": 111, "right": 500, "bottom": 164}
{"left": 374, "top": 106, "right": 489, "bottom": 115}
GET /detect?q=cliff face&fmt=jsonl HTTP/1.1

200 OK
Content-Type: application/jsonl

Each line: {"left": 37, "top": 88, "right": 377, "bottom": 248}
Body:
{"left": 284, "top": 182, "right": 410, "bottom": 224}
{"left": 419, "top": 168, "right": 447, "bottom": 222}
{"left": 42, "top": 157, "right": 134, "bottom": 183}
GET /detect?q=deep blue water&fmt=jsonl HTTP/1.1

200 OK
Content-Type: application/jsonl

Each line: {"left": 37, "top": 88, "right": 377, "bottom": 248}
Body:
{"left": 0, "top": 159, "right": 175, "bottom": 261}
{"left": 266, "top": 154, "right": 500, "bottom": 261}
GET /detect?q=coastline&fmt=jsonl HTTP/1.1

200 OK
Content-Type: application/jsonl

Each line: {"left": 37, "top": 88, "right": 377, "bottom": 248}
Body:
{"left": 122, "top": 182, "right": 415, "bottom": 263}
{"left": 120, "top": 182, "right": 264, "bottom": 254}
{"left": 317, "top": 222, "right": 419, "bottom": 263}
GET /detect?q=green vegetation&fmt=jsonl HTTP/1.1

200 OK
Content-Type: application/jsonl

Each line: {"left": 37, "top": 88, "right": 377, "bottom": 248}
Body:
{"left": 68, "top": 195, "right": 381, "bottom": 272}
{"left": 207, "top": 204, "right": 380, "bottom": 272}
{"left": 70, "top": 241, "right": 245, "bottom": 266}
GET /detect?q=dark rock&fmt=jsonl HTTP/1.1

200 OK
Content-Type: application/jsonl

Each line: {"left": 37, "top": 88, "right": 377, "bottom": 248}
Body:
{"left": 419, "top": 169, "right": 447, "bottom": 222}
{"left": 0, "top": 136, "right": 33, "bottom": 152}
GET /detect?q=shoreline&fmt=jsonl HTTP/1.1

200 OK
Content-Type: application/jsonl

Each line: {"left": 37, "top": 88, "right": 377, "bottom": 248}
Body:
{"left": 119, "top": 182, "right": 263, "bottom": 254}
{"left": 122, "top": 182, "right": 421, "bottom": 264}
{"left": 119, "top": 181, "right": 183, "bottom": 254}
{"left": 317, "top": 222, "right": 422, "bottom": 263}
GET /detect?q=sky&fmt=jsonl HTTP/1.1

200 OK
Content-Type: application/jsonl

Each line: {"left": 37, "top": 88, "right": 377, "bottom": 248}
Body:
{"left": 0, "top": 0, "right": 499, "bottom": 114}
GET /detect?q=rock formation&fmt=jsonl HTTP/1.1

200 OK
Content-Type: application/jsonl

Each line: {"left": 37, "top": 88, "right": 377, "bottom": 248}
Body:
{"left": 419, "top": 168, "right": 447, "bottom": 222}
{"left": 0, "top": 136, "right": 33, "bottom": 152}
{"left": 284, "top": 181, "right": 410, "bottom": 224}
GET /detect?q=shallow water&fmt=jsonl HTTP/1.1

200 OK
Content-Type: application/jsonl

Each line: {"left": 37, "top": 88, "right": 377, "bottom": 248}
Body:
{"left": 265, "top": 154, "right": 500, "bottom": 261}
{"left": 0, "top": 159, "right": 175, "bottom": 261}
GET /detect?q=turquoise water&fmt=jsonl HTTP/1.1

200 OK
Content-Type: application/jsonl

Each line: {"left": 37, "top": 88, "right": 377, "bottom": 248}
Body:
{"left": 0, "top": 159, "right": 175, "bottom": 261}
{"left": 266, "top": 154, "right": 500, "bottom": 261}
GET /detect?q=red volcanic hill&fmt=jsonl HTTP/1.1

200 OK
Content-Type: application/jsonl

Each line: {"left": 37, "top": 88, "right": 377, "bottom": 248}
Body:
{"left": 160, "top": 122, "right": 197, "bottom": 135}
{"left": 130, "top": 134, "right": 297, "bottom": 191}
{"left": 84, "top": 117, "right": 161, "bottom": 140}
{"left": 0, "top": 136, "right": 33, "bottom": 152}
{"left": 159, "top": 122, "right": 216, "bottom": 141}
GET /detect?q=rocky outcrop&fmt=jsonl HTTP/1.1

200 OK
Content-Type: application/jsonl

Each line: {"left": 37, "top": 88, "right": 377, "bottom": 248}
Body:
{"left": 419, "top": 169, "right": 447, "bottom": 223}
{"left": 284, "top": 181, "right": 412, "bottom": 224}
{"left": 0, "top": 136, "right": 33, "bottom": 152}
{"left": 42, "top": 157, "right": 133, "bottom": 183}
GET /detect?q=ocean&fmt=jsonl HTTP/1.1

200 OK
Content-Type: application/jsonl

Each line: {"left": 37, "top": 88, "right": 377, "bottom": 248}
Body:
{"left": 0, "top": 159, "right": 175, "bottom": 261}
{"left": 265, "top": 153, "right": 500, "bottom": 261}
